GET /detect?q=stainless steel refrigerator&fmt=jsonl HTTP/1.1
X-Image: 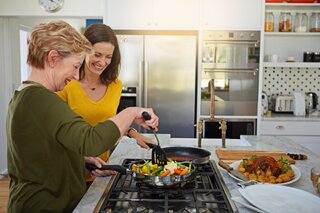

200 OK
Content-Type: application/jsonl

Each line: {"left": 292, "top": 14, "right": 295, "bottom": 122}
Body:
{"left": 116, "top": 31, "right": 197, "bottom": 138}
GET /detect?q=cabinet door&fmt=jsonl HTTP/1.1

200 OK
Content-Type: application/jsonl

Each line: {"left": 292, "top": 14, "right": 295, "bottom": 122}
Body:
{"left": 260, "top": 120, "right": 320, "bottom": 136}
{"left": 201, "top": 0, "right": 263, "bottom": 30}
{"left": 105, "top": 0, "right": 153, "bottom": 29}
{"left": 153, "top": 0, "right": 199, "bottom": 29}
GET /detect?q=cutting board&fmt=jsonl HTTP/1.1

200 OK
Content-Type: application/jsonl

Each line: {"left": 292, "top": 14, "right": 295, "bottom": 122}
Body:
{"left": 216, "top": 150, "right": 295, "bottom": 164}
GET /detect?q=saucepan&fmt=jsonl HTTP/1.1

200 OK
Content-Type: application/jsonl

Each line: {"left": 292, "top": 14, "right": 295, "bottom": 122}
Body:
{"left": 85, "top": 159, "right": 196, "bottom": 187}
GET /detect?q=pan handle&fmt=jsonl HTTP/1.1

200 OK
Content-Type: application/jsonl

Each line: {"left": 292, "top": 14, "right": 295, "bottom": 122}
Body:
{"left": 85, "top": 163, "right": 128, "bottom": 175}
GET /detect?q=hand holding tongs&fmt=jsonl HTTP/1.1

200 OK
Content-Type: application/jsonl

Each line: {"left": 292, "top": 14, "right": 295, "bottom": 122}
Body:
{"left": 142, "top": 111, "right": 167, "bottom": 166}
{"left": 142, "top": 111, "right": 161, "bottom": 146}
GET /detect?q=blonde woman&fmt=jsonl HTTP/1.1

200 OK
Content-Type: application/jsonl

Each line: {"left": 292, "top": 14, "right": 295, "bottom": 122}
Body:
{"left": 6, "top": 20, "right": 159, "bottom": 212}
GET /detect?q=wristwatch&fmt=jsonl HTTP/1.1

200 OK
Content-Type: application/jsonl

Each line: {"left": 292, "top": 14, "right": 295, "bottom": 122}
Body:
{"left": 127, "top": 128, "right": 137, "bottom": 138}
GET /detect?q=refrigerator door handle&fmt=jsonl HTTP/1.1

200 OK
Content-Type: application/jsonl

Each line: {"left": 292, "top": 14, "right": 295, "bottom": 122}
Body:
{"left": 144, "top": 61, "right": 148, "bottom": 107}
{"left": 138, "top": 60, "right": 143, "bottom": 107}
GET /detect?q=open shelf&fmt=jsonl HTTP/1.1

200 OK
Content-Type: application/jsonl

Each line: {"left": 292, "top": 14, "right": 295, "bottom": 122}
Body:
{"left": 264, "top": 62, "right": 320, "bottom": 68}
{"left": 265, "top": 32, "right": 320, "bottom": 36}
{"left": 266, "top": 3, "right": 320, "bottom": 10}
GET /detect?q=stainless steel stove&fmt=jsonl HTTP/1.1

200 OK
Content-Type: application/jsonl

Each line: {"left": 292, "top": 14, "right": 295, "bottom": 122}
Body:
{"left": 97, "top": 159, "right": 237, "bottom": 213}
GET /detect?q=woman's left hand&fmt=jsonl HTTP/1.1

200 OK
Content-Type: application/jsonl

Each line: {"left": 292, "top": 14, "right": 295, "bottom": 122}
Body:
{"left": 130, "top": 131, "right": 156, "bottom": 149}
{"left": 84, "top": 156, "right": 117, "bottom": 177}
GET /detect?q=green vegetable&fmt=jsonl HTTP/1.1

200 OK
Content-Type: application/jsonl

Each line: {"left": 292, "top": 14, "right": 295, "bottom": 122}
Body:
{"left": 278, "top": 157, "right": 289, "bottom": 164}
{"left": 282, "top": 164, "right": 290, "bottom": 173}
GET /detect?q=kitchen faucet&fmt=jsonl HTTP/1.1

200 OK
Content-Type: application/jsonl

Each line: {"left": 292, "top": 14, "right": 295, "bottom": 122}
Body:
{"left": 196, "top": 79, "right": 227, "bottom": 148}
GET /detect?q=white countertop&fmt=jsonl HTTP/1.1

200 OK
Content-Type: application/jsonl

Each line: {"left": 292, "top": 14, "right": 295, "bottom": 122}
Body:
{"left": 74, "top": 135, "right": 320, "bottom": 213}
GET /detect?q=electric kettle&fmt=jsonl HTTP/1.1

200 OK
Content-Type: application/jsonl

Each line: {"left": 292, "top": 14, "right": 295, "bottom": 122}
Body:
{"left": 306, "top": 92, "right": 318, "bottom": 110}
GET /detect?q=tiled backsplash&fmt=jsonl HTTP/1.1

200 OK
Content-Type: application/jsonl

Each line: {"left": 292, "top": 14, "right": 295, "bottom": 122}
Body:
{"left": 263, "top": 67, "right": 320, "bottom": 98}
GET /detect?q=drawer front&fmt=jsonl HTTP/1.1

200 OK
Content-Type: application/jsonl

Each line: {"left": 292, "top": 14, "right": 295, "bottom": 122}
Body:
{"left": 260, "top": 121, "right": 320, "bottom": 136}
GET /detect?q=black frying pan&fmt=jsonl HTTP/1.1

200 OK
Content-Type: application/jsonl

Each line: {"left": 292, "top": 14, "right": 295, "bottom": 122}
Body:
{"left": 85, "top": 159, "right": 196, "bottom": 187}
{"left": 162, "top": 147, "right": 211, "bottom": 165}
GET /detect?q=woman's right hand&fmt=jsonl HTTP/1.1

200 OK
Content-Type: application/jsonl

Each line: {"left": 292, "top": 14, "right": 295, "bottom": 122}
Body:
{"left": 134, "top": 108, "right": 159, "bottom": 131}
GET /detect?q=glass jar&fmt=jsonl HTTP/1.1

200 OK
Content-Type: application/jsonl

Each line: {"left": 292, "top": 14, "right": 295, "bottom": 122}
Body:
{"left": 279, "top": 12, "right": 292, "bottom": 32}
{"left": 265, "top": 12, "right": 275, "bottom": 32}
{"left": 310, "top": 12, "right": 320, "bottom": 32}
{"left": 294, "top": 12, "right": 308, "bottom": 32}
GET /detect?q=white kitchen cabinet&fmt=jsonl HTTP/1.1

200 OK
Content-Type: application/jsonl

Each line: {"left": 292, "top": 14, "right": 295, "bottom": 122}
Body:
{"left": 104, "top": 0, "right": 199, "bottom": 29}
{"left": 260, "top": 120, "right": 320, "bottom": 154}
{"left": 200, "top": 0, "right": 263, "bottom": 30}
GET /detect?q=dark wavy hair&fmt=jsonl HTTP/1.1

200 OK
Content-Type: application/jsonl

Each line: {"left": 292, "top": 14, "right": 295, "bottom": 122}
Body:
{"left": 79, "top": 24, "right": 121, "bottom": 85}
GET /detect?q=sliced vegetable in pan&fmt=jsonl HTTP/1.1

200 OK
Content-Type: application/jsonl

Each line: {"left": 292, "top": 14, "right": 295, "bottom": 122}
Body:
{"left": 132, "top": 159, "right": 192, "bottom": 177}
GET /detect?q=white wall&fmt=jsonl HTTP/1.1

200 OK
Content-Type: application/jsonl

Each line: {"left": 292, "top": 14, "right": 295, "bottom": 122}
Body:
{"left": 0, "top": 0, "right": 104, "bottom": 18}
{"left": 0, "top": 0, "right": 104, "bottom": 175}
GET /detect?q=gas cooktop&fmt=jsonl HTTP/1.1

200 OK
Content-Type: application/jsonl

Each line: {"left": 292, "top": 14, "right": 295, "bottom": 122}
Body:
{"left": 97, "top": 158, "right": 237, "bottom": 213}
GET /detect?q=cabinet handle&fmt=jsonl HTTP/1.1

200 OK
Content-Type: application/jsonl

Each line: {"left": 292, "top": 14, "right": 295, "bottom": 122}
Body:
{"left": 275, "top": 125, "right": 284, "bottom": 130}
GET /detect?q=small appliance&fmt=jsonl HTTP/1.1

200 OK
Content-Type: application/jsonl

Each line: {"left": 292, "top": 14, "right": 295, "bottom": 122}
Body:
{"left": 306, "top": 92, "right": 318, "bottom": 110}
{"left": 293, "top": 92, "right": 306, "bottom": 116}
{"left": 261, "top": 92, "right": 269, "bottom": 114}
{"left": 270, "top": 95, "right": 294, "bottom": 112}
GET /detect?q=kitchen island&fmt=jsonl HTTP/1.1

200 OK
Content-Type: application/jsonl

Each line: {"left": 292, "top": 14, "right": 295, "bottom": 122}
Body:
{"left": 74, "top": 135, "right": 320, "bottom": 213}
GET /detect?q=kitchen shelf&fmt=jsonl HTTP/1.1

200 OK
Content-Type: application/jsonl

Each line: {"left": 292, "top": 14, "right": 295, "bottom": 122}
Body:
{"left": 265, "top": 32, "right": 320, "bottom": 36}
{"left": 264, "top": 62, "right": 320, "bottom": 67}
{"left": 266, "top": 3, "right": 320, "bottom": 10}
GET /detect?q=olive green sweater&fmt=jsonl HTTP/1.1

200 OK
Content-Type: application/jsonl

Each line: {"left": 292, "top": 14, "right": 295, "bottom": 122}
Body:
{"left": 6, "top": 84, "right": 120, "bottom": 213}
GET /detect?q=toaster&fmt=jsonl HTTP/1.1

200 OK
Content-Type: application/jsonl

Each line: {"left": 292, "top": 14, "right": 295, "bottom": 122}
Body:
{"left": 270, "top": 95, "right": 294, "bottom": 112}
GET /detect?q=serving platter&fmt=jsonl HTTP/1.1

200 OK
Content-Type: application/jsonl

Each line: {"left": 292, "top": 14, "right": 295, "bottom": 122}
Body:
{"left": 239, "top": 184, "right": 320, "bottom": 213}
{"left": 229, "top": 160, "right": 301, "bottom": 185}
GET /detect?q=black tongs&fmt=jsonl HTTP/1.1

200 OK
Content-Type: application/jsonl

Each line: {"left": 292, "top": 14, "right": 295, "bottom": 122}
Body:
{"left": 142, "top": 111, "right": 167, "bottom": 166}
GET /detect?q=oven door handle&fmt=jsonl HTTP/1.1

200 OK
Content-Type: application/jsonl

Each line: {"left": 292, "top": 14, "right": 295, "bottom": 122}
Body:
{"left": 205, "top": 41, "right": 260, "bottom": 47}
{"left": 204, "top": 68, "right": 258, "bottom": 72}
{"left": 204, "top": 69, "right": 258, "bottom": 77}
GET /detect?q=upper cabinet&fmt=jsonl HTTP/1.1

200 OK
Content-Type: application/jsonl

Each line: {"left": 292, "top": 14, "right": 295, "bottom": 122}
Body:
{"left": 104, "top": 0, "right": 199, "bottom": 29}
{"left": 104, "top": 0, "right": 263, "bottom": 30}
{"left": 263, "top": 2, "right": 320, "bottom": 66}
{"left": 200, "top": 0, "right": 263, "bottom": 30}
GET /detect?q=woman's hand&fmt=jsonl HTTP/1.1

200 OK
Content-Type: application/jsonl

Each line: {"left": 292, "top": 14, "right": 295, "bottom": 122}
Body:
{"left": 128, "top": 130, "right": 155, "bottom": 149}
{"left": 135, "top": 108, "right": 159, "bottom": 131}
{"left": 84, "top": 156, "right": 117, "bottom": 177}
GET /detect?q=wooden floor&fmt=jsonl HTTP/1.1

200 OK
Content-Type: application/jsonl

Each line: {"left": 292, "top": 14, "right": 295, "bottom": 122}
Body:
{"left": 0, "top": 176, "right": 9, "bottom": 213}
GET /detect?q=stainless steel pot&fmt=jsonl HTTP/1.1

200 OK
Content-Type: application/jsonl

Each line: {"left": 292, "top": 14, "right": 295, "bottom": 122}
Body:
{"left": 85, "top": 160, "right": 196, "bottom": 187}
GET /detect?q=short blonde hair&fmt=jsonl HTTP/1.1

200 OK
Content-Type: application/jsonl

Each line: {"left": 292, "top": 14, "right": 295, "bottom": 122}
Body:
{"left": 27, "top": 20, "right": 92, "bottom": 69}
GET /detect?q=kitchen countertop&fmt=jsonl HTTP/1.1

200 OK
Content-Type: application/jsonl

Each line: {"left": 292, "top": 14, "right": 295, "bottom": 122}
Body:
{"left": 74, "top": 135, "right": 320, "bottom": 213}
{"left": 262, "top": 111, "right": 320, "bottom": 121}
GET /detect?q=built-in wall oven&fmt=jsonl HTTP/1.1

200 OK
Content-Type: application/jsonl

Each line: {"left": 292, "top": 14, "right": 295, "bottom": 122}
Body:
{"left": 117, "top": 87, "right": 137, "bottom": 113}
{"left": 201, "top": 30, "right": 260, "bottom": 116}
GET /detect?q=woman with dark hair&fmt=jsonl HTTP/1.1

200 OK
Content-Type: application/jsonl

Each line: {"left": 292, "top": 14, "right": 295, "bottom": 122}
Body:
{"left": 56, "top": 24, "right": 155, "bottom": 184}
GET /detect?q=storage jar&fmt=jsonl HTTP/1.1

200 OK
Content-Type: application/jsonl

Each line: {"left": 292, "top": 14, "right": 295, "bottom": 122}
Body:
{"left": 294, "top": 12, "right": 308, "bottom": 32}
{"left": 310, "top": 12, "right": 320, "bottom": 32}
{"left": 279, "top": 12, "right": 292, "bottom": 32}
{"left": 265, "top": 12, "right": 275, "bottom": 32}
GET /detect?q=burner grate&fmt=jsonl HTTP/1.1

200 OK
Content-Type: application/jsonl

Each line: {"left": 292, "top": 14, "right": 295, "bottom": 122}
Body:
{"left": 99, "top": 159, "right": 235, "bottom": 213}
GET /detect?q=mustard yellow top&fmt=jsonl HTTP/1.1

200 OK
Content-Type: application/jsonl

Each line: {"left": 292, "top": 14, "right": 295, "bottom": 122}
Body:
{"left": 56, "top": 79, "right": 122, "bottom": 126}
{"left": 56, "top": 79, "right": 122, "bottom": 182}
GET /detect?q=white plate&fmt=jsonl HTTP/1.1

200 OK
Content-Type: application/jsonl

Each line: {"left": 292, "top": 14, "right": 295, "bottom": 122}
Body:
{"left": 239, "top": 184, "right": 320, "bottom": 213}
{"left": 229, "top": 160, "right": 301, "bottom": 185}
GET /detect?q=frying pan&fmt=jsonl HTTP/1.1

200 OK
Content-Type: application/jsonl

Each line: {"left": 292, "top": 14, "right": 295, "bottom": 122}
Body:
{"left": 162, "top": 146, "right": 211, "bottom": 165}
{"left": 85, "top": 159, "right": 196, "bottom": 187}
